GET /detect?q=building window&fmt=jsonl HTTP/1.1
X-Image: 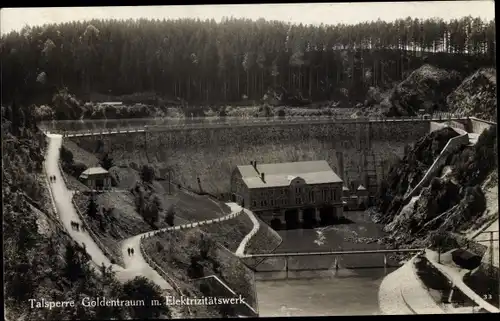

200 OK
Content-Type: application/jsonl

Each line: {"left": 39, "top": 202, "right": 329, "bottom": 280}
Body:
{"left": 281, "top": 189, "right": 285, "bottom": 195}
{"left": 296, "top": 197, "right": 302, "bottom": 204}
{"left": 252, "top": 201, "right": 257, "bottom": 207}
{"left": 270, "top": 200, "right": 275, "bottom": 206}
{"left": 310, "top": 191, "right": 315, "bottom": 202}
{"left": 263, "top": 200, "right": 268, "bottom": 207}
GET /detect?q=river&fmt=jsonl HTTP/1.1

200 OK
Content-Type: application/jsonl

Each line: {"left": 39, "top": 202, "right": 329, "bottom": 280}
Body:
{"left": 255, "top": 211, "right": 397, "bottom": 316}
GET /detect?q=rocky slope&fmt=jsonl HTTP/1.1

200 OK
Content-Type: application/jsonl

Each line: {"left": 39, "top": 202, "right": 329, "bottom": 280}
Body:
{"left": 374, "top": 125, "right": 497, "bottom": 252}
{"left": 375, "top": 127, "right": 460, "bottom": 221}
{"left": 381, "top": 64, "right": 462, "bottom": 116}
{"left": 447, "top": 68, "right": 497, "bottom": 121}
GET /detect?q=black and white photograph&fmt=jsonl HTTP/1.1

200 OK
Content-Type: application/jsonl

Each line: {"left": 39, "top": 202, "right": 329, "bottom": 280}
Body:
{"left": 1, "top": 2, "right": 498, "bottom": 319}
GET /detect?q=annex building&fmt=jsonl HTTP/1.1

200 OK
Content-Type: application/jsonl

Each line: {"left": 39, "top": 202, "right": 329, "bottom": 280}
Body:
{"left": 230, "top": 160, "right": 344, "bottom": 229}
{"left": 79, "top": 166, "right": 111, "bottom": 190}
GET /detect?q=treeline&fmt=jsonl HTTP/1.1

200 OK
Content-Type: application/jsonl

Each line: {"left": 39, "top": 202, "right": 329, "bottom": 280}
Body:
{"left": 1, "top": 16, "right": 495, "bottom": 106}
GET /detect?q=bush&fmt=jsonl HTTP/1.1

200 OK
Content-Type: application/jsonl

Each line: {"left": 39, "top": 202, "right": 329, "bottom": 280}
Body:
{"left": 140, "top": 165, "right": 155, "bottom": 183}
{"left": 70, "top": 161, "right": 87, "bottom": 178}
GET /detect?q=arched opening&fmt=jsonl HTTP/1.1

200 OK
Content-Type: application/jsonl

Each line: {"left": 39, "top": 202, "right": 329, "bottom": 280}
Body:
{"left": 270, "top": 218, "right": 282, "bottom": 230}
{"left": 231, "top": 193, "right": 236, "bottom": 202}
{"left": 284, "top": 209, "right": 299, "bottom": 230}
{"left": 319, "top": 205, "right": 334, "bottom": 226}
{"left": 302, "top": 207, "right": 316, "bottom": 229}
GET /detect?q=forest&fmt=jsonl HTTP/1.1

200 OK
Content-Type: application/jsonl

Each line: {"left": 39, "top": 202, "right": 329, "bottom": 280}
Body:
{"left": 1, "top": 16, "right": 496, "bottom": 106}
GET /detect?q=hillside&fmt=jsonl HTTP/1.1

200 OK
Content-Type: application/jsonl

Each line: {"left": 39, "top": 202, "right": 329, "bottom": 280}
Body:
{"left": 2, "top": 109, "right": 169, "bottom": 320}
{"left": 375, "top": 127, "right": 460, "bottom": 221}
{"left": 374, "top": 125, "right": 497, "bottom": 252}
{"left": 447, "top": 68, "right": 497, "bottom": 121}
{"left": 382, "top": 64, "right": 462, "bottom": 116}
{"left": 143, "top": 229, "right": 257, "bottom": 318}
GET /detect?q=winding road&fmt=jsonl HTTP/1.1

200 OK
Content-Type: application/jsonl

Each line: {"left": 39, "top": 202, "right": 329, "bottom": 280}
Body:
{"left": 45, "top": 132, "right": 253, "bottom": 291}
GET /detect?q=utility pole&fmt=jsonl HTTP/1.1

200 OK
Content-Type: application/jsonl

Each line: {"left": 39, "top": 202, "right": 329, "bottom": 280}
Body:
{"left": 168, "top": 169, "right": 172, "bottom": 195}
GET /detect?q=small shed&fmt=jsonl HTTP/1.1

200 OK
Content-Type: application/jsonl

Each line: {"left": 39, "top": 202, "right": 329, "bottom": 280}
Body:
{"left": 356, "top": 185, "right": 369, "bottom": 206}
{"left": 79, "top": 166, "right": 111, "bottom": 190}
{"left": 342, "top": 185, "right": 350, "bottom": 198}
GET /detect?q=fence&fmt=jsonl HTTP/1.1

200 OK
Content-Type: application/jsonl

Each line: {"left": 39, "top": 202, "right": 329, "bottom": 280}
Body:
{"left": 139, "top": 240, "right": 193, "bottom": 316}
{"left": 138, "top": 208, "right": 247, "bottom": 316}
{"left": 192, "top": 275, "right": 258, "bottom": 317}
{"left": 71, "top": 196, "right": 122, "bottom": 266}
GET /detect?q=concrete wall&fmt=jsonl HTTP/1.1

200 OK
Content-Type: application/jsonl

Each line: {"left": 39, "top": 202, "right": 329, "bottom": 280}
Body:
{"left": 405, "top": 129, "right": 470, "bottom": 200}
{"left": 468, "top": 117, "right": 497, "bottom": 135}
{"left": 70, "top": 121, "right": 430, "bottom": 195}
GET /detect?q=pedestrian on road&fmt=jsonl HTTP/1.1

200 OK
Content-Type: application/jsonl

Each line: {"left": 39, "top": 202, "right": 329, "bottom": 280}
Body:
{"left": 70, "top": 221, "right": 75, "bottom": 230}
{"left": 127, "top": 248, "right": 131, "bottom": 256}
{"left": 75, "top": 222, "right": 80, "bottom": 231}
{"left": 131, "top": 248, "right": 134, "bottom": 256}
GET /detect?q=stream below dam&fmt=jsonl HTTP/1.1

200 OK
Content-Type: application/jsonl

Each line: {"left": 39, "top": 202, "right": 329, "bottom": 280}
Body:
{"left": 255, "top": 211, "right": 398, "bottom": 317}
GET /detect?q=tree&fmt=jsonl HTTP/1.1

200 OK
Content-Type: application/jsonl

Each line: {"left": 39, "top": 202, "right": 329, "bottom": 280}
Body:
{"left": 142, "top": 195, "right": 161, "bottom": 226}
{"left": 87, "top": 194, "right": 99, "bottom": 219}
{"left": 100, "top": 153, "right": 114, "bottom": 171}
{"left": 121, "top": 276, "right": 170, "bottom": 319}
{"left": 140, "top": 165, "right": 155, "bottom": 183}
{"left": 64, "top": 242, "right": 90, "bottom": 283}
{"left": 59, "top": 146, "right": 74, "bottom": 165}
{"left": 165, "top": 205, "right": 175, "bottom": 226}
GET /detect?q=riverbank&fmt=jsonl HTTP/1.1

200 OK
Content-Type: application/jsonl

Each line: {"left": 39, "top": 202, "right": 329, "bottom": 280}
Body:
{"left": 378, "top": 255, "right": 445, "bottom": 315}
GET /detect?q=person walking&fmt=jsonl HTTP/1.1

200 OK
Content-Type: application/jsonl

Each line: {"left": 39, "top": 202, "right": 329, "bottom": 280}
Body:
{"left": 131, "top": 248, "right": 134, "bottom": 256}
{"left": 127, "top": 248, "right": 131, "bottom": 256}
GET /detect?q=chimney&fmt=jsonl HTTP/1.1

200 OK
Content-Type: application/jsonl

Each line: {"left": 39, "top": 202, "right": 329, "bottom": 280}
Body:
{"left": 261, "top": 172, "right": 265, "bottom": 182}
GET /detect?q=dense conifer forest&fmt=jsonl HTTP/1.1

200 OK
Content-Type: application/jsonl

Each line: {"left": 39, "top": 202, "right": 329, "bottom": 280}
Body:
{"left": 1, "top": 16, "right": 495, "bottom": 106}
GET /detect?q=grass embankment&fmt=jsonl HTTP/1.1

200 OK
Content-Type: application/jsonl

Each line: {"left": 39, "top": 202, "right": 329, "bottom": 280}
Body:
{"left": 198, "top": 213, "right": 254, "bottom": 252}
{"left": 143, "top": 228, "right": 257, "bottom": 318}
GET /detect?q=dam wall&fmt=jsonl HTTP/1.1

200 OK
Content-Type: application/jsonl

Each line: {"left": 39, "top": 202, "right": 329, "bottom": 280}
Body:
{"left": 468, "top": 117, "right": 496, "bottom": 135}
{"left": 70, "top": 120, "right": 431, "bottom": 195}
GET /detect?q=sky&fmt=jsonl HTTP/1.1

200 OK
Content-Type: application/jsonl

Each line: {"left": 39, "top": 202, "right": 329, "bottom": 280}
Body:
{"left": 1, "top": 1, "right": 495, "bottom": 35}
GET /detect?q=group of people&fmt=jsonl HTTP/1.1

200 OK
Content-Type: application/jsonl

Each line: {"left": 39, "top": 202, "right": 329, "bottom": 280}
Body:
{"left": 70, "top": 220, "right": 83, "bottom": 231}
{"left": 49, "top": 175, "right": 56, "bottom": 182}
{"left": 127, "top": 247, "right": 135, "bottom": 256}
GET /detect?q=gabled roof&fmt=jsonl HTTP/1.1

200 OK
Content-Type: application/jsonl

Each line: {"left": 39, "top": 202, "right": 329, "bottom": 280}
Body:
{"left": 79, "top": 166, "right": 109, "bottom": 178}
{"left": 237, "top": 160, "right": 342, "bottom": 189}
{"left": 343, "top": 185, "right": 350, "bottom": 191}
{"left": 357, "top": 185, "right": 367, "bottom": 191}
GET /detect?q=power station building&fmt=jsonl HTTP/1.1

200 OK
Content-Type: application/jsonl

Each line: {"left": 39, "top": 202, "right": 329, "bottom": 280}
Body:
{"left": 230, "top": 160, "right": 344, "bottom": 229}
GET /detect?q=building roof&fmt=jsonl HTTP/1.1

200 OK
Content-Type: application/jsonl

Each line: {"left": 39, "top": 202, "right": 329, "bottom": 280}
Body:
{"left": 237, "top": 160, "right": 342, "bottom": 189}
{"left": 343, "top": 186, "right": 350, "bottom": 191}
{"left": 357, "top": 185, "right": 367, "bottom": 191}
{"left": 79, "top": 166, "right": 109, "bottom": 179}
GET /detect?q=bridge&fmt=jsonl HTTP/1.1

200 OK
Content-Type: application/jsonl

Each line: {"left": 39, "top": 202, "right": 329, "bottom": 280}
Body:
{"left": 39, "top": 113, "right": 469, "bottom": 137}
{"left": 242, "top": 248, "right": 425, "bottom": 277}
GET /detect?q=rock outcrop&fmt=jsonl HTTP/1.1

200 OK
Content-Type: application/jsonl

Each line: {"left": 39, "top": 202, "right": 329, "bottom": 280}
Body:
{"left": 375, "top": 127, "right": 460, "bottom": 222}
{"left": 375, "top": 125, "right": 497, "bottom": 252}
{"left": 382, "top": 65, "right": 462, "bottom": 116}
{"left": 447, "top": 68, "right": 497, "bottom": 121}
